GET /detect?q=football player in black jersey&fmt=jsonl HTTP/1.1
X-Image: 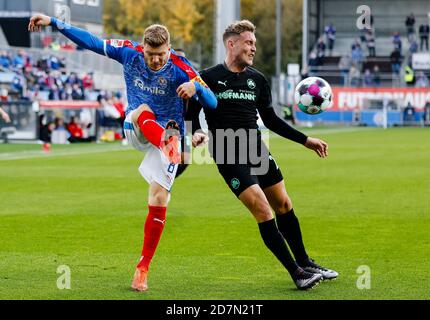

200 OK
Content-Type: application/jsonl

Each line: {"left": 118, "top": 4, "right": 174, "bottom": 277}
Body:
{"left": 189, "top": 20, "right": 338, "bottom": 290}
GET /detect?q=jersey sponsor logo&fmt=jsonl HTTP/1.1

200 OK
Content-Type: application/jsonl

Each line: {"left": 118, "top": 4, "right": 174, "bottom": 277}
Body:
{"left": 231, "top": 178, "right": 240, "bottom": 190}
{"left": 247, "top": 79, "right": 256, "bottom": 89}
{"left": 216, "top": 90, "right": 256, "bottom": 101}
{"left": 134, "top": 78, "right": 166, "bottom": 95}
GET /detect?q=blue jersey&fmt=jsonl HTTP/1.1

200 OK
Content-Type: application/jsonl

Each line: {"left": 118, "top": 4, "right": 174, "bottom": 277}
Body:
{"left": 50, "top": 18, "right": 217, "bottom": 136}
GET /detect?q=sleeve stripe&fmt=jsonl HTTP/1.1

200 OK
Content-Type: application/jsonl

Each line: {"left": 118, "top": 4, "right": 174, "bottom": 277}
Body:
{"left": 103, "top": 40, "right": 108, "bottom": 57}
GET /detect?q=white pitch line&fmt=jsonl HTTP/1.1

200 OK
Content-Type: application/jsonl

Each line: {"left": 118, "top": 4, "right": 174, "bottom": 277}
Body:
{"left": 0, "top": 145, "right": 133, "bottom": 161}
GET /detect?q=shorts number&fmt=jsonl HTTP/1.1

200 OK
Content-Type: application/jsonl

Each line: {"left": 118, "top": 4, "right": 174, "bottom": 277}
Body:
{"left": 167, "top": 164, "right": 176, "bottom": 174}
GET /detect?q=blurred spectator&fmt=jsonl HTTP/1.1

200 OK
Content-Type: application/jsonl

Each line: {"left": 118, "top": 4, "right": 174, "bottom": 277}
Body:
{"left": 338, "top": 54, "right": 352, "bottom": 86}
{"left": 0, "top": 51, "right": 11, "bottom": 68}
{"left": 363, "top": 69, "right": 373, "bottom": 87}
{"left": 365, "top": 30, "right": 376, "bottom": 57}
{"left": 1, "top": 88, "right": 9, "bottom": 102}
{"left": 11, "top": 74, "right": 24, "bottom": 96}
{"left": 351, "top": 44, "right": 364, "bottom": 70}
{"left": 98, "top": 94, "right": 121, "bottom": 120}
{"left": 0, "top": 106, "right": 10, "bottom": 123}
{"left": 13, "top": 50, "right": 25, "bottom": 69}
{"left": 113, "top": 92, "right": 126, "bottom": 139}
{"left": 424, "top": 100, "right": 430, "bottom": 125}
{"left": 373, "top": 65, "right": 381, "bottom": 87}
{"left": 82, "top": 72, "right": 94, "bottom": 90}
{"left": 415, "top": 71, "right": 429, "bottom": 87}
{"left": 390, "top": 48, "right": 402, "bottom": 74}
{"left": 351, "top": 38, "right": 361, "bottom": 51}
{"left": 419, "top": 23, "right": 429, "bottom": 51}
{"left": 393, "top": 32, "right": 402, "bottom": 52}
{"left": 404, "top": 65, "right": 415, "bottom": 86}
{"left": 300, "top": 66, "right": 309, "bottom": 80}
{"left": 40, "top": 121, "right": 55, "bottom": 143}
{"left": 324, "top": 22, "right": 336, "bottom": 55}
{"left": 67, "top": 116, "right": 93, "bottom": 143}
{"left": 409, "top": 36, "right": 419, "bottom": 56}
{"left": 54, "top": 117, "right": 67, "bottom": 131}
{"left": 71, "top": 83, "right": 84, "bottom": 100}
{"left": 403, "top": 102, "right": 416, "bottom": 125}
{"left": 349, "top": 65, "right": 361, "bottom": 87}
{"left": 52, "top": 117, "right": 70, "bottom": 143}
{"left": 316, "top": 37, "right": 326, "bottom": 64}
{"left": 308, "top": 49, "right": 319, "bottom": 67}
{"left": 282, "top": 104, "right": 296, "bottom": 125}
{"left": 405, "top": 13, "right": 416, "bottom": 37}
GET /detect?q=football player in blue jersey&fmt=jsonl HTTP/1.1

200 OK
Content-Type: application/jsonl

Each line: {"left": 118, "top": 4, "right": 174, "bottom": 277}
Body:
{"left": 29, "top": 14, "right": 217, "bottom": 292}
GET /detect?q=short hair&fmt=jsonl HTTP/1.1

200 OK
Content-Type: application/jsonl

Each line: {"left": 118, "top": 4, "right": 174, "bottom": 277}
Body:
{"left": 143, "top": 24, "right": 170, "bottom": 47}
{"left": 223, "top": 20, "right": 256, "bottom": 43}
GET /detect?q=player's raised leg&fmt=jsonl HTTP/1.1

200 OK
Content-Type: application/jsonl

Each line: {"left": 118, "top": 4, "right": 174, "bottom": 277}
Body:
{"left": 263, "top": 181, "right": 338, "bottom": 280}
{"left": 238, "top": 184, "right": 322, "bottom": 290}
{"left": 131, "top": 104, "right": 181, "bottom": 164}
{"left": 132, "top": 182, "right": 170, "bottom": 292}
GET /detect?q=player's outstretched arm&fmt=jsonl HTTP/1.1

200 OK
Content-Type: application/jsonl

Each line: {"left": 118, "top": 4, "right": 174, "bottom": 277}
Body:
{"left": 259, "top": 107, "right": 328, "bottom": 158}
{"left": 29, "top": 14, "right": 106, "bottom": 58}
{"left": 259, "top": 107, "right": 308, "bottom": 144}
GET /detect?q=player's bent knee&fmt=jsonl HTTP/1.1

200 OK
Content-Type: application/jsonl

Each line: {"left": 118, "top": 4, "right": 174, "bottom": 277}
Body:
{"left": 275, "top": 198, "right": 293, "bottom": 215}
{"left": 148, "top": 184, "right": 170, "bottom": 207}
{"left": 252, "top": 200, "right": 273, "bottom": 223}
{"left": 132, "top": 104, "right": 155, "bottom": 125}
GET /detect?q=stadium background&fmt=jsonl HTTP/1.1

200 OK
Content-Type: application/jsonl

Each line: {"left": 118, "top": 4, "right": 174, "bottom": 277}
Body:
{"left": 0, "top": 0, "right": 429, "bottom": 300}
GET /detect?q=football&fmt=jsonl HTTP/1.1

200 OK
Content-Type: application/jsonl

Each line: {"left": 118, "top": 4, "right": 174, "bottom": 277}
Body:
{"left": 294, "top": 77, "right": 333, "bottom": 114}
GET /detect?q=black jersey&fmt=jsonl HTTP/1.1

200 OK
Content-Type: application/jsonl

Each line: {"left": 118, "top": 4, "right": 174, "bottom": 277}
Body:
{"left": 199, "top": 63, "right": 272, "bottom": 131}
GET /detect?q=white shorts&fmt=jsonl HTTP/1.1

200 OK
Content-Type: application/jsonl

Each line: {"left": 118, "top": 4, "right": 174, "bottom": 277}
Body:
{"left": 124, "top": 110, "right": 179, "bottom": 191}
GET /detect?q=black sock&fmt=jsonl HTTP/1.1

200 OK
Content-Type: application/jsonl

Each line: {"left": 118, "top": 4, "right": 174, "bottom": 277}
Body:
{"left": 276, "top": 209, "right": 309, "bottom": 265}
{"left": 258, "top": 219, "right": 299, "bottom": 276}
{"left": 175, "top": 164, "right": 189, "bottom": 178}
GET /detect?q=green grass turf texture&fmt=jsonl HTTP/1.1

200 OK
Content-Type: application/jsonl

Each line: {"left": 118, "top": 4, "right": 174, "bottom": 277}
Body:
{"left": 0, "top": 127, "right": 429, "bottom": 300}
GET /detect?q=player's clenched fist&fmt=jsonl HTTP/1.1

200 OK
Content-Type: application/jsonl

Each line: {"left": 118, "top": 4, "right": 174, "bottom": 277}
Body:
{"left": 192, "top": 132, "right": 209, "bottom": 148}
{"left": 28, "top": 14, "right": 51, "bottom": 32}
{"left": 176, "top": 82, "right": 196, "bottom": 100}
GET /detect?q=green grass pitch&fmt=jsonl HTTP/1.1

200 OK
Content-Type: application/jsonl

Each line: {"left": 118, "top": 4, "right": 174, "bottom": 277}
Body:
{"left": 0, "top": 127, "right": 429, "bottom": 300}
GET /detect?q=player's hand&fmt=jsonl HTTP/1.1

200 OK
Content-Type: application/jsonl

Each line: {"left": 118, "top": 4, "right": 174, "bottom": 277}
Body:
{"left": 1, "top": 111, "right": 10, "bottom": 123}
{"left": 192, "top": 132, "right": 209, "bottom": 148}
{"left": 304, "top": 137, "right": 328, "bottom": 158}
{"left": 28, "top": 14, "right": 51, "bottom": 32}
{"left": 177, "top": 82, "right": 196, "bottom": 100}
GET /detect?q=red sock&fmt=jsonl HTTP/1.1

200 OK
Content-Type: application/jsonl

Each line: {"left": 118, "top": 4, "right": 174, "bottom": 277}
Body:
{"left": 137, "top": 205, "right": 167, "bottom": 271}
{"left": 137, "top": 111, "right": 165, "bottom": 148}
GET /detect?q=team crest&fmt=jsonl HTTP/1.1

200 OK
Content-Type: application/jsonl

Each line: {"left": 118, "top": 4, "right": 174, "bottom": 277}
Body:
{"left": 247, "top": 79, "right": 256, "bottom": 89}
{"left": 231, "top": 178, "right": 240, "bottom": 190}
{"left": 158, "top": 76, "right": 167, "bottom": 87}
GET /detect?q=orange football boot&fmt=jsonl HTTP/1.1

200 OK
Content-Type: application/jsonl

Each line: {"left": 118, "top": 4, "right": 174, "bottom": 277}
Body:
{"left": 131, "top": 267, "right": 148, "bottom": 292}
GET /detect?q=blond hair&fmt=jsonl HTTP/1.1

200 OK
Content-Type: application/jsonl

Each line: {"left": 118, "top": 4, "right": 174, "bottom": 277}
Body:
{"left": 143, "top": 24, "right": 170, "bottom": 47}
{"left": 223, "top": 20, "right": 256, "bottom": 43}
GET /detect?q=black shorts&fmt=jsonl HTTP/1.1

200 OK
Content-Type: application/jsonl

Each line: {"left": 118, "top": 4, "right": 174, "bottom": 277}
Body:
{"left": 216, "top": 152, "right": 284, "bottom": 197}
